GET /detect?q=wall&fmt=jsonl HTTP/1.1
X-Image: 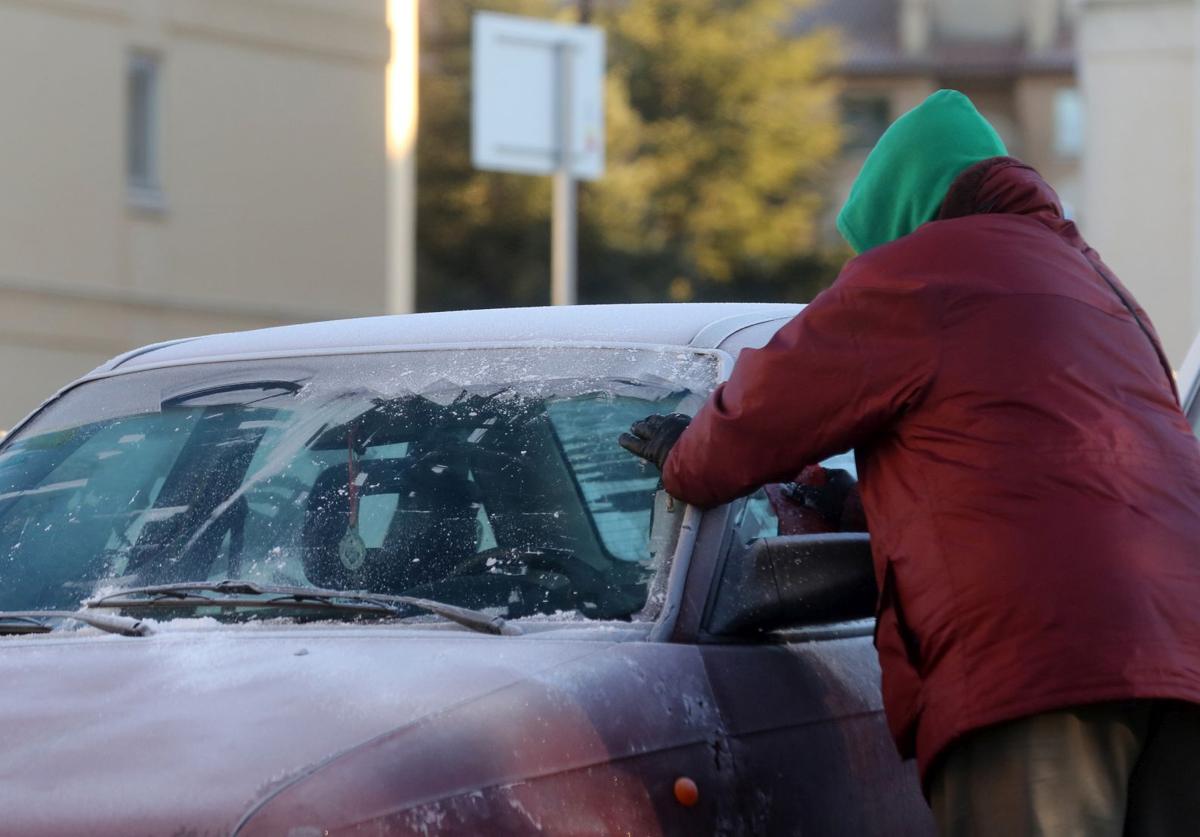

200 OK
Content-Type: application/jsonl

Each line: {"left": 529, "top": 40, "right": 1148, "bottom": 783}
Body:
{"left": 932, "top": 0, "right": 1024, "bottom": 41}
{"left": 1079, "top": 0, "right": 1198, "bottom": 365}
{"left": 1014, "top": 75, "right": 1082, "bottom": 216}
{"left": 0, "top": 0, "right": 390, "bottom": 428}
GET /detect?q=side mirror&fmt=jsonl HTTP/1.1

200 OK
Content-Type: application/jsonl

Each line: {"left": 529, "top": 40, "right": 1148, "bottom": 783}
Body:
{"left": 705, "top": 534, "right": 877, "bottom": 637}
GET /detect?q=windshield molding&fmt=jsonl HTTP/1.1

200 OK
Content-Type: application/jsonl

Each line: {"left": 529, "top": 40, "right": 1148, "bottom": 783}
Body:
{"left": 647, "top": 504, "right": 704, "bottom": 642}
{"left": 0, "top": 343, "right": 732, "bottom": 454}
{"left": 75, "top": 342, "right": 730, "bottom": 386}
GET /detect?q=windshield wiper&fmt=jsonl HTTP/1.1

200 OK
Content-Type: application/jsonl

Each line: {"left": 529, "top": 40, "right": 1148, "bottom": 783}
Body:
{"left": 84, "top": 580, "right": 521, "bottom": 636}
{"left": 0, "top": 610, "right": 151, "bottom": 637}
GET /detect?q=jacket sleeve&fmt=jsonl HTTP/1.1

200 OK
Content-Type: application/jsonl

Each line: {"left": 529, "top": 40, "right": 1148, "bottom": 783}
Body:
{"left": 662, "top": 268, "right": 941, "bottom": 509}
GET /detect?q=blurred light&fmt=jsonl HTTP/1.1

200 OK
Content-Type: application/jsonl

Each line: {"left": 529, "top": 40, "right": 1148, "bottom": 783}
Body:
{"left": 386, "top": 0, "right": 419, "bottom": 159}
{"left": 386, "top": 0, "right": 418, "bottom": 314}
{"left": 668, "top": 277, "right": 694, "bottom": 302}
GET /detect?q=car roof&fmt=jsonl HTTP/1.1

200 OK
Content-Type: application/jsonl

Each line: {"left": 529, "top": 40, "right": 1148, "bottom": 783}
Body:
{"left": 94, "top": 303, "right": 803, "bottom": 375}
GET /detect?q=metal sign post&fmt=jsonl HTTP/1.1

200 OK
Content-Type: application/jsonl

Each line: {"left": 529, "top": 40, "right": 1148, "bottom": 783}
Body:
{"left": 551, "top": 43, "right": 576, "bottom": 306}
{"left": 472, "top": 12, "right": 604, "bottom": 306}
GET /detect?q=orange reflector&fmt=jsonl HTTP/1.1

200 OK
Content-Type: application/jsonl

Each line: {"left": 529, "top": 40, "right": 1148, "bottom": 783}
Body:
{"left": 674, "top": 776, "right": 699, "bottom": 807}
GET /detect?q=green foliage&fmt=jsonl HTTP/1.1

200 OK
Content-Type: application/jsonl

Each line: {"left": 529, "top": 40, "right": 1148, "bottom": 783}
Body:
{"left": 416, "top": 0, "right": 845, "bottom": 311}
{"left": 415, "top": 0, "right": 555, "bottom": 311}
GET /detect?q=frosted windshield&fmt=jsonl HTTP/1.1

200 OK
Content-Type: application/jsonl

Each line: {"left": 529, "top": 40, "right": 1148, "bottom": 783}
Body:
{"left": 0, "top": 347, "right": 717, "bottom": 622}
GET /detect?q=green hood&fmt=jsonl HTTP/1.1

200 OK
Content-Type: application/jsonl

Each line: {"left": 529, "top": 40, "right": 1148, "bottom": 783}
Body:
{"left": 836, "top": 89, "right": 1008, "bottom": 254}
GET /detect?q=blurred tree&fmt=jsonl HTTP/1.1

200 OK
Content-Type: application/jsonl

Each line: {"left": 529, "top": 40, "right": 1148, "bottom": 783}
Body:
{"left": 416, "top": 0, "right": 556, "bottom": 311}
{"left": 416, "top": 0, "right": 845, "bottom": 311}
{"left": 584, "top": 0, "right": 844, "bottom": 302}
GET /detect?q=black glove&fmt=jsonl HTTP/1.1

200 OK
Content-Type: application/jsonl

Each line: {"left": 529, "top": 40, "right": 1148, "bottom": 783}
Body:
{"left": 618, "top": 413, "right": 691, "bottom": 470}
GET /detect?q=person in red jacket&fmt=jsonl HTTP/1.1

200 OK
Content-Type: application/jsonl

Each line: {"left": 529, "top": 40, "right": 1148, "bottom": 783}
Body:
{"left": 620, "top": 89, "right": 1200, "bottom": 836}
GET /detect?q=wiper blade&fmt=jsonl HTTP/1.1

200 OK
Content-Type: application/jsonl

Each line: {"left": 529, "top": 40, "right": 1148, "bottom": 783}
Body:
{"left": 0, "top": 616, "right": 51, "bottom": 635}
{"left": 85, "top": 580, "right": 521, "bottom": 636}
{"left": 0, "top": 610, "right": 151, "bottom": 637}
{"left": 391, "top": 595, "right": 521, "bottom": 637}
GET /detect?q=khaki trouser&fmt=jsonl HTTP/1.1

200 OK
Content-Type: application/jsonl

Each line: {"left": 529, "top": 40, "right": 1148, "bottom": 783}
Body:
{"left": 929, "top": 700, "right": 1200, "bottom": 837}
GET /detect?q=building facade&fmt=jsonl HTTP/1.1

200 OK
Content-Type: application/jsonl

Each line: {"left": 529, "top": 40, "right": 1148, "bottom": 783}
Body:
{"left": 1079, "top": 0, "right": 1199, "bottom": 365}
{"left": 0, "top": 0, "right": 392, "bottom": 428}
{"left": 812, "top": 0, "right": 1200, "bottom": 366}
{"left": 806, "top": 0, "right": 1082, "bottom": 236}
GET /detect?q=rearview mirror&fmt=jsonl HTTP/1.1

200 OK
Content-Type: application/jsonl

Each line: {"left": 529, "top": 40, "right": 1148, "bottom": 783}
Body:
{"left": 705, "top": 534, "right": 877, "bottom": 637}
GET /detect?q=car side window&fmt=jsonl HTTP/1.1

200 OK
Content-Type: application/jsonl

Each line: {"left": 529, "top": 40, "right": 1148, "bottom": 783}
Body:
{"left": 734, "top": 487, "right": 780, "bottom": 542}
{"left": 732, "top": 451, "right": 861, "bottom": 544}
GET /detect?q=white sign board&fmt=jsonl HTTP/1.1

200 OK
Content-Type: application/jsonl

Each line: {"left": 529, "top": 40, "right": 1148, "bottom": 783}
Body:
{"left": 472, "top": 12, "right": 605, "bottom": 181}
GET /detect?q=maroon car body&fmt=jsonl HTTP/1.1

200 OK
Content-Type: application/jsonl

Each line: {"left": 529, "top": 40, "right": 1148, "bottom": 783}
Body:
{"left": 16, "top": 303, "right": 1176, "bottom": 835}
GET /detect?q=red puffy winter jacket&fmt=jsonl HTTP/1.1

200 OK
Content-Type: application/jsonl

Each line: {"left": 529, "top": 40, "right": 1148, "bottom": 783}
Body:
{"left": 663, "top": 158, "right": 1200, "bottom": 780}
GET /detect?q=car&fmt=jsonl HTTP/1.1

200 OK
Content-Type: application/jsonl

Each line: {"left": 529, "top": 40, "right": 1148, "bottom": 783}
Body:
{"left": 1, "top": 304, "right": 1196, "bottom": 837}
{"left": 1182, "top": 329, "right": 1200, "bottom": 434}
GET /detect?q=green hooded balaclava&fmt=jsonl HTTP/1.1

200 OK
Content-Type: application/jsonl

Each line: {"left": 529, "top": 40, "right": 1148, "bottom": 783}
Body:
{"left": 836, "top": 89, "right": 1008, "bottom": 254}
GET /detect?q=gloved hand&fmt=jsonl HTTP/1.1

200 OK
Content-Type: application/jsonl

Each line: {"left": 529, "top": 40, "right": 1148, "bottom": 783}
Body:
{"left": 782, "top": 465, "right": 862, "bottom": 530}
{"left": 618, "top": 413, "right": 691, "bottom": 471}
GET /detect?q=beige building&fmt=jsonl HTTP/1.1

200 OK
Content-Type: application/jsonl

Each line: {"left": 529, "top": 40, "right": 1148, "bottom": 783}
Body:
{"left": 1079, "top": 0, "right": 1199, "bottom": 365}
{"left": 0, "top": 0, "right": 401, "bottom": 429}
{"left": 805, "top": 0, "right": 1083, "bottom": 235}
{"left": 811, "top": 0, "right": 1200, "bottom": 366}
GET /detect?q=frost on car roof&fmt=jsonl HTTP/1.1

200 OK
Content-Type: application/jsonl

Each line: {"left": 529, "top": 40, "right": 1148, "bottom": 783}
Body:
{"left": 96, "top": 303, "right": 802, "bottom": 374}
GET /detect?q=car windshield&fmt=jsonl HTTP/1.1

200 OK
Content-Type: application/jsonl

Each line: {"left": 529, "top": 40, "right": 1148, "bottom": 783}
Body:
{"left": 0, "top": 347, "right": 718, "bottom": 623}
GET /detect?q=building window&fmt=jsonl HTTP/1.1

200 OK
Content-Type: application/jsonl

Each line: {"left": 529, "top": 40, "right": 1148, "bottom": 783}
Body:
{"left": 1054, "top": 87, "right": 1084, "bottom": 159}
{"left": 127, "top": 51, "right": 163, "bottom": 209}
{"left": 841, "top": 95, "right": 891, "bottom": 151}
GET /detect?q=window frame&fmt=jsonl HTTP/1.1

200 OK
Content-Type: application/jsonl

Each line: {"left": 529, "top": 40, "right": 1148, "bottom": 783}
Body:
{"left": 840, "top": 93, "right": 891, "bottom": 152}
{"left": 127, "top": 50, "right": 165, "bottom": 212}
{"left": 1052, "top": 86, "right": 1084, "bottom": 160}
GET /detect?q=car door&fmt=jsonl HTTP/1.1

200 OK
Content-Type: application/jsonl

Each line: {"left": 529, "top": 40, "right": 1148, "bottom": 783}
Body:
{"left": 693, "top": 495, "right": 935, "bottom": 836}
{"left": 683, "top": 321, "right": 930, "bottom": 834}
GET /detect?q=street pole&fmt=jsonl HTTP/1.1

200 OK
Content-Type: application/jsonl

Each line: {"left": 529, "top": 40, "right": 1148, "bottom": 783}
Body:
{"left": 551, "top": 42, "right": 576, "bottom": 306}
{"left": 386, "top": 0, "right": 418, "bottom": 313}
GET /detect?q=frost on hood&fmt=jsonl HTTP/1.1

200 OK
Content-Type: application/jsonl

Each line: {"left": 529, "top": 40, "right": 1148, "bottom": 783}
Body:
{"left": 0, "top": 346, "right": 718, "bottom": 627}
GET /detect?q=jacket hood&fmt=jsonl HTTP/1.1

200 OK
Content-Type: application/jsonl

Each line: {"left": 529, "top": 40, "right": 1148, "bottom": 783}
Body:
{"left": 836, "top": 89, "right": 1008, "bottom": 254}
{"left": 938, "top": 153, "right": 1066, "bottom": 216}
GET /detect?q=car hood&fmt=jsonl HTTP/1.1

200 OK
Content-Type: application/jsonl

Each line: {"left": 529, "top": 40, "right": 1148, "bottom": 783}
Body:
{"left": 0, "top": 620, "right": 628, "bottom": 836}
